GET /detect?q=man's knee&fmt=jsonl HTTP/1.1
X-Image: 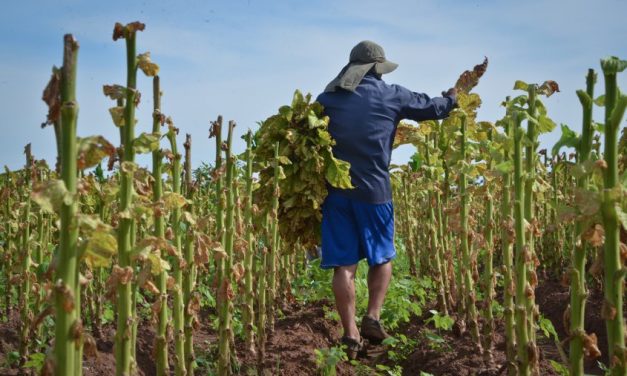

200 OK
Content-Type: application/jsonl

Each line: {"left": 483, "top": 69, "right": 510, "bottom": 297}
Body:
{"left": 334, "top": 264, "right": 357, "bottom": 280}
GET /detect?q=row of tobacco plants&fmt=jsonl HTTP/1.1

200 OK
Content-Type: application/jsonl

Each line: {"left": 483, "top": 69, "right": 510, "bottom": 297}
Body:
{"left": 0, "top": 22, "right": 328, "bottom": 376}
{"left": 0, "top": 21, "right": 625, "bottom": 376}
{"left": 392, "top": 58, "right": 626, "bottom": 375}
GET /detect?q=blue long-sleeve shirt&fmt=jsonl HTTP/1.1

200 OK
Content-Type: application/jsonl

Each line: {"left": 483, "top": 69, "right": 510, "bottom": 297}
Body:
{"left": 316, "top": 74, "right": 456, "bottom": 204}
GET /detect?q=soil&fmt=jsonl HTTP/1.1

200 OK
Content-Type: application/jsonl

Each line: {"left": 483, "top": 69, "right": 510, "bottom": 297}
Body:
{"left": 0, "top": 275, "right": 623, "bottom": 376}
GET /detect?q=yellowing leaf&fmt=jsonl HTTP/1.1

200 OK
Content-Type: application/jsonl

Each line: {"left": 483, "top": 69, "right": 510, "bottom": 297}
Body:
{"left": 137, "top": 52, "right": 160, "bottom": 76}
{"left": 133, "top": 132, "right": 160, "bottom": 154}
{"left": 326, "top": 156, "right": 353, "bottom": 189}
{"left": 109, "top": 106, "right": 125, "bottom": 127}
{"left": 31, "top": 179, "right": 72, "bottom": 214}
{"left": 81, "top": 231, "right": 117, "bottom": 268}
{"left": 102, "top": 84, "right": 127, "bottom": 101}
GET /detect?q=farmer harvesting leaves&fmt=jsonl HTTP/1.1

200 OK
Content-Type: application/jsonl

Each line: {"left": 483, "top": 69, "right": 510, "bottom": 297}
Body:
{"left": 316, "top": 40, "right": 457, "bottom": 359}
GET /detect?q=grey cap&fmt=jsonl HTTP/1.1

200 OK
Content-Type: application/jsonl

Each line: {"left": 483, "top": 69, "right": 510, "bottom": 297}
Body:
{"left": 324, "top": 41, "right": 398, "bottom": 93}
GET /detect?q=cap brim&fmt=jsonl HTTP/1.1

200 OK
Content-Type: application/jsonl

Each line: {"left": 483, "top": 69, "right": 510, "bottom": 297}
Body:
{"left": 374, "top": 60, "right": 398, "bottom": 74}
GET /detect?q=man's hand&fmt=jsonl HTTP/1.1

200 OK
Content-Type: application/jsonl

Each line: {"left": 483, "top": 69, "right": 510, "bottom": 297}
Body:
{"left": 442, "top": 87, "right": 457, "bottom": 98}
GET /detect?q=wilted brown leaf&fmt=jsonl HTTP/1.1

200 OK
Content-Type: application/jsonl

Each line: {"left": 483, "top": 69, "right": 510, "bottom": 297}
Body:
{"left": 41, "top": 67, "right": 62, "bottom": 127}
{"left": 582, "top": 224, "right": 605, "bottom": 248}
{"left": 537, "top": 80, "right": 560, "bottom": 97}
{"left": 601, "top": 299, "right": 617, "bottom": 320}
{"left": 55, "top": 280, "right": 75, "bottom": 313}
{"left": 454, "top": 57, "right": 489, "bottom": 94}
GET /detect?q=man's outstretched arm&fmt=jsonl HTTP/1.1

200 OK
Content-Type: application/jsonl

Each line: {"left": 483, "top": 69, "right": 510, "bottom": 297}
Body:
{"left": 397, "top": 86, "right": 457, "bottom": 121}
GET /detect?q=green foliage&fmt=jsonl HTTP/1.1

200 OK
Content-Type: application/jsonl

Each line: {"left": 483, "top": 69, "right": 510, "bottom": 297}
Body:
{"left": 375, "top": 364, "right": 404, "bottom": 376}
{"left": 548, "top": 360, "right": 569, "bottom": 376}
{"left": 314, "top": 345, "right": 348, "bottom": 376}
{"left": 420, "top": 329, "right": 450, "bottom": 352}
{"left": 253, "top": 90, "right": 353, "bottom": 247}
{"left": 538, "top": 315, "right": 559, "bottom": 342}
{"left": 426, "top": 310, "right": 454, "bottom": 331}
{"left": 552, "top": 123, "right": 580, "bottom": 155}
{"left": 382, "top": 334, "right": 418, "bottom": 363}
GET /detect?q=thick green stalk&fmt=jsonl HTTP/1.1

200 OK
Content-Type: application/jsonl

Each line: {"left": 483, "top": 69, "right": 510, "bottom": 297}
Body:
{"left": 482, "top": 129, "right": 495, "bottom": 362}
{"left": 432, "top": 133, "right": 452, "bottom": 308}
{"left": 243, "top": 130, "right": 256, "bottom": 354}
{"left": 218, "top": 121, "right": 236, "bottom": 376}
{"left": 401, "top": 174, "right": 417, "bottom": 277}
{"left": 513, "top": 112, "right": 530, "bottom": 376}
{"left": 19, "top": 146, "right": 33, "bottom": 363}
{"left": 151, "top": 76, "right": 168, "bottom": 376}
{"left": 569, "top": 68, "right": 596, "bottom": 376}
{"left": 3, "top": 176, "right": 13, "bottom": 320}
{"left": 256, "top": 216, "right": 269, "bottom": 375}
{"left": 501, "top": 114, "right": 517, "bottom": 376}
{"left": 459, "top": 115, "right": 481, "bottom": 350}
{"left": 54, "top": 34, "right": 80, "bottom": 376}
{"left": 268, "top": 142, "right": 280, "bottom": 334}
{"left": 115, "top": 25, "right": 139, "bottom": 376}
{"left": 167, "top": 127, "right": 187, "bottom": 376}
{"left": 183, "top": 133, "right": 196, "bottom": 374}
{"left": 524, "top": 85, "right": 539, "bottom": 366}
{"left": 425, "top": 143, "right": 447, "bottom": 315}
{"left": 600, "top": 57, "right": 626, "bottom": 376}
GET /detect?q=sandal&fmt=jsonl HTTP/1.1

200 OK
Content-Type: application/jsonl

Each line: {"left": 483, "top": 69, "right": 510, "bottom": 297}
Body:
{"left": 340, "top": 335, "right": 365, "bottom": 360}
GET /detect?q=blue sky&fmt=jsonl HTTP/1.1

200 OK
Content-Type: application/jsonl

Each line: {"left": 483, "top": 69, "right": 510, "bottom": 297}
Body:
{"left": 0, "top": 0, "right": 625, "bottom": 170}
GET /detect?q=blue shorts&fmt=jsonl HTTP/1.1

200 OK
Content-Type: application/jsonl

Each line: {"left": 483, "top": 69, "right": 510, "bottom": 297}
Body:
{"left": 320, "top": 192, "right": 396, "bottom": 269}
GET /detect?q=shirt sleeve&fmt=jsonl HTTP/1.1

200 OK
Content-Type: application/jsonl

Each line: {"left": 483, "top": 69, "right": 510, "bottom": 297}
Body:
{"left": 394, "top": 85, "right": 456, "bottom": 122}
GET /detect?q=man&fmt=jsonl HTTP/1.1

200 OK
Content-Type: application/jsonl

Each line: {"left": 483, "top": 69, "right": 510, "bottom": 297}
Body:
{"left": 316, "top": 40, "right": 456, "bottom": 359}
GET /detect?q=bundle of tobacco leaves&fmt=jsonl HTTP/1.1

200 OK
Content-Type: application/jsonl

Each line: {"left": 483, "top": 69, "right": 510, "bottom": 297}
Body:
{"left": 253, "top": 90, "right": 353, "bottom": 248}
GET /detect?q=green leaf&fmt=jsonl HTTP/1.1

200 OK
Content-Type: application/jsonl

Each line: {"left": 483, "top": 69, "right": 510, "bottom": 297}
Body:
{"left": 325, "top": 156, "right": 353, "bottom": 189}
{"left": 410, "top": 153, "right": 423, "bottom": 171}
{"left": 548, "top": 360, "right": 569, "bottom": 376}
{"left": 277, "top": 156, "right": 292, "bottom": 165}
{"left": 513, "top": 80, "right": 529, "bottom": 91}
{"left": 278, "top": 105, "right": 293, "bottom": 121}
{"left": 609, "top": 94, "right": 627, "bottom": 128}
{"left": 593, "top": 94, "right": 605, "bottom": 107}
{"left": 538, "top": 316, "right": 559, "bottom": 342}
{"left": 537, "top": 114, "right": 557, "bottom": 133}
{"left": 133, "top": 132, "right": 160, "bottom": 154}
{"left": 494, "top": 160, "right": 514, "bottom": 175}
{"left": 23, "top": 353, "right": 46, "bottom": 371}
{"left": 552, "top": 123, "right": 580, "bottom": 155}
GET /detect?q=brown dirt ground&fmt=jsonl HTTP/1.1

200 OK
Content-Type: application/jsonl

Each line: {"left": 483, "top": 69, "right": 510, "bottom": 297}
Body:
{"left": 0, "top": 275, "right": 624, "bottom": 375}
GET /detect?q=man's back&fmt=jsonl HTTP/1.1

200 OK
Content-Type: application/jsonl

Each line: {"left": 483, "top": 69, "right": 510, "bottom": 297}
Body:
{"left": 317, "top": 73, "right": 455, "bottom": 204}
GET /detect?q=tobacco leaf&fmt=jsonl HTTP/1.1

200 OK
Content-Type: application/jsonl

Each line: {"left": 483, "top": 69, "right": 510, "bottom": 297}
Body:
{"left": 253, "top": 90, "right": 353, "bottom": 247}
{"left": 454, "top": 57, "right": 488, "bottom": 94}
{"left": 137, "top": 52, "right": 160, "bottom": 77}
{"left": 41, "top": 67, "right": 62, "bottom": 126}
{"left": 77, "top": 136, "right": 116, "bottom": 170}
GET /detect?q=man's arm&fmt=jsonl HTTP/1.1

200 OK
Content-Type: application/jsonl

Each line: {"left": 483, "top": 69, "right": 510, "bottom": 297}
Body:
{"left": 397, "top": 86, "right": 457, "bottom": 121}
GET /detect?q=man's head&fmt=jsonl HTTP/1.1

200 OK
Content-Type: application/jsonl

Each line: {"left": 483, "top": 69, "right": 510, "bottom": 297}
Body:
{"left": 349, "top": 41, "right": 398, "bottom": 75}
{"left": 324, "top": 40, "right": 397, "bottom": 93}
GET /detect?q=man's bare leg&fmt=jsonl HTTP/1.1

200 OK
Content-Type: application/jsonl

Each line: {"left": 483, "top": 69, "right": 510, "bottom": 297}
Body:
{"left": 332, "top": 264, "right": 360, "bottom": 340}
{"left": 366, "top": 261, "right": 392, "bottom": 320}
